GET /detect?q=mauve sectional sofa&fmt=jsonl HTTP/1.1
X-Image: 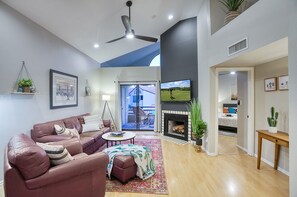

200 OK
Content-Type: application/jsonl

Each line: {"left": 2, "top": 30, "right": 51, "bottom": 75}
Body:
{"left": 31, "top": 113, "right": 111, "bottom": 154}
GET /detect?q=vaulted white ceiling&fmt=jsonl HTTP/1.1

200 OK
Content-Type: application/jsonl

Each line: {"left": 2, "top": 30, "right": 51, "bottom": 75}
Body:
{"left": 2, "top": 0, "right": 203, "bottom": 63}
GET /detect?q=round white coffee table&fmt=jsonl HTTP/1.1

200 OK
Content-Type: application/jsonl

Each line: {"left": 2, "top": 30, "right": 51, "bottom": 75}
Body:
{"left": 102, "top": 131, "right": 136, "bottom": 148}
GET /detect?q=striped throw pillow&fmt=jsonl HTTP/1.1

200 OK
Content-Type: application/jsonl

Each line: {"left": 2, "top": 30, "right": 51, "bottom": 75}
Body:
{"left": 54, "top": 125, "right": 80, "bottom": 139}
{"left": 36, "top": 143, "right": 74, "bottom": 166}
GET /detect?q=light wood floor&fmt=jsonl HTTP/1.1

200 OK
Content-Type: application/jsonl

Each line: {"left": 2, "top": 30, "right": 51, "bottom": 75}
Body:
{"left": 106, "top": 135, "right": 289, "bottom": 197}
{"left": 218, "top": 134, "right": 245, "bottom": 155}
{"left": 0, "top": 135, "right": 289, "bottom": 197}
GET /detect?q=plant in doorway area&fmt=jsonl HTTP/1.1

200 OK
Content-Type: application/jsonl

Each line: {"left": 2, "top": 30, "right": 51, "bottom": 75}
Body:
{"left": 187, "top": 99, "right": 207, "bottom": 151}
{"left": 267, "top": 106, "right": 278, "bottom": 133}
{"left": 219, "top": 0, "right": 245, "bottom": 25}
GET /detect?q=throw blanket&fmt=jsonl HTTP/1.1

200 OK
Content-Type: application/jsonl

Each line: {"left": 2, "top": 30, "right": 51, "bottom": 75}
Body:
{"left": 103, "top": 144, "right": 155, "bottom": 180}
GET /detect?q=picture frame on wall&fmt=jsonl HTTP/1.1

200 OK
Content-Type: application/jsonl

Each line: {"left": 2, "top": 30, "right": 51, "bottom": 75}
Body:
{"left": 50, "top": 69, "right": 78, "bottom": 109}
{"left": 278, "top": 75, "right": 288, "bottom": 90}
{"left": 264, "top": 77, "right": 277, "bottom": 92}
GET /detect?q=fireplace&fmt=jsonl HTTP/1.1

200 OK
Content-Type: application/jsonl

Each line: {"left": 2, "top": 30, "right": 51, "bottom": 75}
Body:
{"left": 164, "top": 113, "right": 188, "bottom": 141}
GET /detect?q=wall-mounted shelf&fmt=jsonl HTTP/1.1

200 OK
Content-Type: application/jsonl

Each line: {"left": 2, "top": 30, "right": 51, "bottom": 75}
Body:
{"left": 11, "top": 92, "right": 38, "bottom": 95}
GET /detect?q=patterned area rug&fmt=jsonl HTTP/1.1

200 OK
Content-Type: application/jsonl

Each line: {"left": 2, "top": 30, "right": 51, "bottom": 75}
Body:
{"left": 105, "top": 138, "right": 168, "bottom": 195}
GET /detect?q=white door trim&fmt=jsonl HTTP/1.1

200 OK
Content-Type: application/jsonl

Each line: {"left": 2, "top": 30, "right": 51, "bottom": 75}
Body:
{"left": 214, "top": 67, "right": 255, "bottom": 156}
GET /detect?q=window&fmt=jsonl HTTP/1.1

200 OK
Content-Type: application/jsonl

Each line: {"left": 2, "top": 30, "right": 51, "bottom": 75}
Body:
{"left": 150, "top": 54, "right": 160, "bottom": 67}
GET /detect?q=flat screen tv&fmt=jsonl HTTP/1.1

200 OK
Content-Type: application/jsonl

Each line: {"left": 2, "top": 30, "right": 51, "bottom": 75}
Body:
{"left": 160, "top": 79, "right": 191, "bottom": 102}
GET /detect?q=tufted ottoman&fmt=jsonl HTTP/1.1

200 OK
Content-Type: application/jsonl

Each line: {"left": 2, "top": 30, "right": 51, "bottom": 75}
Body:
{"left": 111, "top": 155, "right": 137, "bottom": 183}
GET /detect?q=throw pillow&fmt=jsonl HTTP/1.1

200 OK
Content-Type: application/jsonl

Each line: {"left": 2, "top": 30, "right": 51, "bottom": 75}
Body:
{"left": 83, "top": 114, "right": 104, "bottom": 129}
{"left": 54, "top": 125, "right": 80, "bottom": 139}
{"left": 36, "top": 143, "right": 74, "bottom": 166}
{"left": 82, "top": 123, "right": 100, "bottom": 132}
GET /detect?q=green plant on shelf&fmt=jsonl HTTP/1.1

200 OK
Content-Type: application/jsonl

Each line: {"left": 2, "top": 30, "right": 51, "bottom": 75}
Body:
{"left": 18, "top": 79, "right": 33, "bottom": 87}
{"left": 267, "top": 107, "right": 279, "bottom": 127}
{"left": 219, "top": 0, "right": 245, "bottom": 12}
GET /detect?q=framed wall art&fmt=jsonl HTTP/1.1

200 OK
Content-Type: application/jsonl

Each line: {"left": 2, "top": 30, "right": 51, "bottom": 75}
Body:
{"left": 50, "top": 69, "right": 78, "bottom": 109}
{"left": 278, "top": 75, "right": 288, "bottom": 90}
{"left": 264, "top": 77, "right": 277, "bottom": 92}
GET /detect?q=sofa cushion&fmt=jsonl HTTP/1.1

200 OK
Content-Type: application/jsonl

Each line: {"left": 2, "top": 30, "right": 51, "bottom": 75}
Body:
{"left": 79, "top": 136, "right": 95, "bottom": 149}
{"left": 113, "top": 155, "right": 135, "bottom": 168}
{"left": 32, "top": 120, "right": 65, "bottom": 140}
{"left": 7, "top": 133, "right": 50, "bottom": 180}
{"left": 80, "top": 131, "right": 103, "bottom": 142}
{"left": 63, "top": 117, "right": 82, "bottom": 133}
{"left": 37, "top": 143, "right": 74, "bottom": 166}
{"left": 77, "top": 113, "right": 90, "bottom": 133}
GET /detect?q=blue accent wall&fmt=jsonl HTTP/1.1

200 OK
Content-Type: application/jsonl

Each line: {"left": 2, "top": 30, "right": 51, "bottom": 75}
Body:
{"left": 101, "top": 43, "right": 160, "bottom": 67}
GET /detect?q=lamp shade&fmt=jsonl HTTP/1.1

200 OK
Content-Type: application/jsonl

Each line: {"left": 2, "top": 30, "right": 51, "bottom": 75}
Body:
{"left": 102, "top": 94, "right": 111, "bottom": 101}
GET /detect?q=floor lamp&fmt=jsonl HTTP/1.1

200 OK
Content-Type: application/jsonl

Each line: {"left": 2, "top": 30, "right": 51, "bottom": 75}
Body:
{"left": 101, "top": 94, "right": 118, "bottom": 131}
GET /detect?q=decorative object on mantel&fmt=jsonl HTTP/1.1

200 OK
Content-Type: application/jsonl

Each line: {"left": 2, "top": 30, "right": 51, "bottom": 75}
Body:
{"left": 187, "top": 98, "right": 207, "bottom": 152}
{"left": 219, "top": 0, "right": 245, "bottom": 25}
{"left": 85, "top": 80, "right": 91, "bottom": 96}
{"left": 267, "top": 107, "right": 278, "bottom": 133}
{"left": 12, "top": 61, "right": 37, "bottom": 94}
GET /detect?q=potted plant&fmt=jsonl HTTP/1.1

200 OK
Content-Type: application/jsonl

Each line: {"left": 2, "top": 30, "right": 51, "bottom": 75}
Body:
{"left": 219, "top": 0, "right": 245, "bottom": 25}
{"left": 18, "top": 79, "right": 33, "bottom": 93}
{"left": 187, "top": 99, "right": 207, "bottom": 147}
{"left": 267, "top": 107, "right": 278, "bottom": 133}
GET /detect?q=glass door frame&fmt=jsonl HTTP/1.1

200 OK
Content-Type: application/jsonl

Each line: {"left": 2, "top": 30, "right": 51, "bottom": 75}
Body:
{"left": 117, "top": 81, "right": 159, "bottom": 132}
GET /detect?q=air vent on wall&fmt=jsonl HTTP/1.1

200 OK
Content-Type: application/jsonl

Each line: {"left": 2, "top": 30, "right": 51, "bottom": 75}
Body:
{"left": 228, "top": 38, "right": 248, "bottom": 56}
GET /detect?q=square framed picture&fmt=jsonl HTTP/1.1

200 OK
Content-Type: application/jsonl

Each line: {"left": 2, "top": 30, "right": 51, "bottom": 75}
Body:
{"left": 278, "top": 75, "right": 288, "bottom": 90}
{"left": 50, "top": 69, "right": 78, "bottom": 109}
{"left": 264, "top": 77, "right": 277, "bottom": 92}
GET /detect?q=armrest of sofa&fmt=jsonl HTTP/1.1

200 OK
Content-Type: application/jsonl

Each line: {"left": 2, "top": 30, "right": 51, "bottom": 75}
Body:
{"left": 36, "top": 135, "right": 73, "bottom": 143}
{"left": 25, "top": 152, "right": 109, "bottom": 189}
{"left": 48, "top": 138, "right": 82, "bottom": 156}
{"left": 103, "top": 120, "right": 111, "bottom": 127}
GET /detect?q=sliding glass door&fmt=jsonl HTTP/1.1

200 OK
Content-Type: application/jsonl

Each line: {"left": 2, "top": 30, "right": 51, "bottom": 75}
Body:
{"left": 120, "top": 84, "right": 156, "bottom": 131}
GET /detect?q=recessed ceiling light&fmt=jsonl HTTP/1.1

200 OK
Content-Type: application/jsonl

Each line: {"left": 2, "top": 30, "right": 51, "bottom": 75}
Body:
{"left": 168, "top": 14, "right": 173, "bottom": 20}
{"left": 93, "top": 43, "right": 99, "bottom": 48}
{"left": 230, "top": 71, "right": 236, "bottom": 75}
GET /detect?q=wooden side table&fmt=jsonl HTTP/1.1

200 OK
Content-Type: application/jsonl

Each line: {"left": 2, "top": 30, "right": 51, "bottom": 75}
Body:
{"left": 256, "top": 130, "right": 289, "bottom": 170}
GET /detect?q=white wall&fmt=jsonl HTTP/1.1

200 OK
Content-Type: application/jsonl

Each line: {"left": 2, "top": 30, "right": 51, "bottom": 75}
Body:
{"left": 197, "top": 0, "right": 295, "bottom": 194}
{"left": 218, "top": 73, "right": 237, "bottom": 113}
{"left": 288, "top": 0, "right": 297, "bottom": 195}
{"left": 98, "top": 67, "right": 161, "bottom": 130}
{"left": 209, "top": 0, "right": 289, "bottom": 67}
{"left": 254, "top": 57, "right": 289, "bottom": 173}
{"left": 0, "top": 2, "right": 100, "bottom": 179}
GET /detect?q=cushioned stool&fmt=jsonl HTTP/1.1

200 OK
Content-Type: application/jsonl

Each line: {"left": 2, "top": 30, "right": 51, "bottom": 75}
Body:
{"left": 111, "top": 155, "right": 137, "bottom": 183}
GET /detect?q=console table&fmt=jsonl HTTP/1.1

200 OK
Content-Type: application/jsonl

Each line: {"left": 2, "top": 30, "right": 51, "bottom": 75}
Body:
{"left": 256, "top": 130, "right": 289, "bottom": 170}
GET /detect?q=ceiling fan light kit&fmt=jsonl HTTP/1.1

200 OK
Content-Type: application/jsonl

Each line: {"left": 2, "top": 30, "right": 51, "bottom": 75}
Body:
{"left": 106, "top": 1, "right": 158, "bottom": 43}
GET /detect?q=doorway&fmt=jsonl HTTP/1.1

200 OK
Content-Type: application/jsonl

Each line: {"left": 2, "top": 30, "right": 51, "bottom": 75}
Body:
{"left": 217, "top": 71, "right": 248, "bottom": 155}
{"left": 214, "top": 67, "right": 254, "bottom": 156}
{"left": 120, "top": 84, "right": 156, "bottom": 131}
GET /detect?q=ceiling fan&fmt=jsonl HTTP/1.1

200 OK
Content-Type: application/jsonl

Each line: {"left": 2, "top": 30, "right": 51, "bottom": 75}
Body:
{"left": 106, "top": 1, "right": 158, "bottom": 43}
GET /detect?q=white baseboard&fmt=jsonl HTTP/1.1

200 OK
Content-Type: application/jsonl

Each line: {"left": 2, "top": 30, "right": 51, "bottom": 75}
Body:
{"left": 254, "top": 154, "right": 289, "bottom": 176}
{"left": 236, "top": 144, "right": 248, "bottom": 153}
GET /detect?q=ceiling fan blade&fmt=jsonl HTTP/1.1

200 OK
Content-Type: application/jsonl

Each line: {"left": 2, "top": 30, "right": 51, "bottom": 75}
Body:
{"left": 121, "top": 15, "right": 132, "bottom": 31}
{"left": 135, "top": 35, "right": 158, "bottom": 43}
{"left": 106, "top": 36, "right": 125, "bottom": 43}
